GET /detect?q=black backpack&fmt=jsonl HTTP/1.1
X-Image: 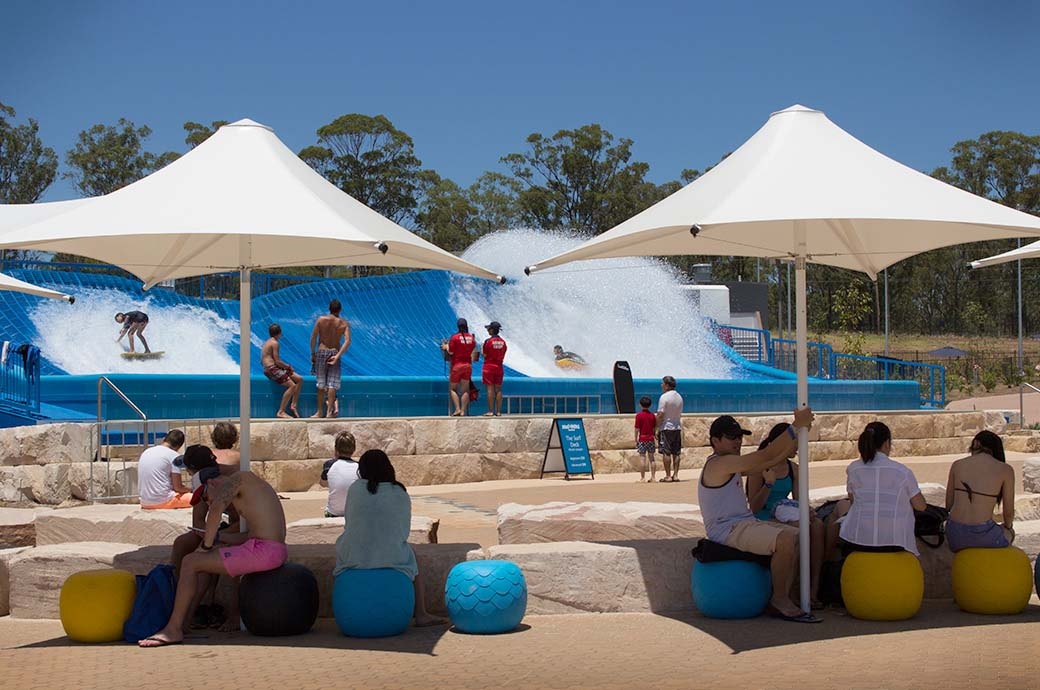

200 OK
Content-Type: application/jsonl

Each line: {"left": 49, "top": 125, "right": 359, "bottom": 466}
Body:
{"left": 914, "top": 503, "right": 949, "bottom": 549}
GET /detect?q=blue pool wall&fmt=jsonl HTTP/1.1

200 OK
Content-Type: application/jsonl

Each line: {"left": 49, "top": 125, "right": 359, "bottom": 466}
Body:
{"left": 47, "top": 373, "right": 921, "bottom": 421}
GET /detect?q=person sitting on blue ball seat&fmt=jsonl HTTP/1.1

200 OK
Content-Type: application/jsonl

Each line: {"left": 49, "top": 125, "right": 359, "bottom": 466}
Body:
{"left": 334, "top": 449, "right": 445, "bottom": 627}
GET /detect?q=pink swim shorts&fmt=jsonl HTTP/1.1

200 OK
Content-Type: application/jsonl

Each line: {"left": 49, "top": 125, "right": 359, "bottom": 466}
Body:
{"left": 218, "top": 538, "right": 288, "bottom": 577}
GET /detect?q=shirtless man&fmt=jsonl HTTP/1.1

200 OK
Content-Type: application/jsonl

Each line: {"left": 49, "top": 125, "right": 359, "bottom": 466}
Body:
{"left": 139, "top": 466, "right": 287, "bottom": 647}
{"left": 261, "top": 323, "right": 303, "bottom": 418}
{"left": 115, "top": 311, "right": 150, "bottom": 353}
{"left": 310, "top": 299, "right": 351, "bottom": 418}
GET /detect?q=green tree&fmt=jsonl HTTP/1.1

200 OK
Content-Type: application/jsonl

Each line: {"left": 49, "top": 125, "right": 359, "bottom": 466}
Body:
{"left": 0, "top": 102, "right": 58, "bottom": 204}
{"left": 183, "top": 120, "right": 229, "bottom": 149}
{"left": 501, "top": 124, "right": 668, "bottom": 234}
{"left": 466, "top": 171, "right": 523, "bottom": 236}
{"left": 415, "top": 172, "right": 479, "bottom": 253}
{"left": 299, "top": 114, "right": 423, "bottom": 224}
{"left": 64, "top": 119, "right": 179, "bottom": 197}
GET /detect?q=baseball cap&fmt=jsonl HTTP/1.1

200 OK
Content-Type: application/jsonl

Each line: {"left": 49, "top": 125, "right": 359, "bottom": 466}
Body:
{"left": 182, "top": 444, "right": 217, "bottom": 472}
{"left": 189, "top": 466, "right": 221, "bottom": 505}
{"left": 485, "top": 321, "right": 502, "bottom": 330}
{"left": 709, "top": 415, "right": 752, "bottom": 439}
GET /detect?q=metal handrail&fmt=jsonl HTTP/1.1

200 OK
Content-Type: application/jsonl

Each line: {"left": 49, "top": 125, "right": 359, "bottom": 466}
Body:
{"left": 94, "top": 376, "right": 148, "bottom": 501}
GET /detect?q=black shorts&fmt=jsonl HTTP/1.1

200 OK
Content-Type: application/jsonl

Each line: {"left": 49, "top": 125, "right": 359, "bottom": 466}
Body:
{"left": 658, "top": 429, "right": 682, "bottom": 456}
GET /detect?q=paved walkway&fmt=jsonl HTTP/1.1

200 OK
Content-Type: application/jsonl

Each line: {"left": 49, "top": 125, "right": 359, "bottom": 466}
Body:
{"left": 1, "top": 604, "right": 1038, "bottom": 690}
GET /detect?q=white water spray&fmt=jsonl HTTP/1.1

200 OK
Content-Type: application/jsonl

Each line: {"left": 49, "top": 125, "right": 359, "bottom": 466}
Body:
{"left": 31, "top": 288, "right": 240, "bottom": 375}
{"left": 451, "top": 229, "right": 734, "bottom": 379}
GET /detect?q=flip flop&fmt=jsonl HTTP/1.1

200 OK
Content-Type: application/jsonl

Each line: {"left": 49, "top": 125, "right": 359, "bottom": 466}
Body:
{"left": 139, "top": 636, "right": 183, "bottom": 647}
{"left": 659, "top": 478, "right": 670, "bottom": 482}
{"left": 771, "top": 610, "right": 822, "bottom": 623}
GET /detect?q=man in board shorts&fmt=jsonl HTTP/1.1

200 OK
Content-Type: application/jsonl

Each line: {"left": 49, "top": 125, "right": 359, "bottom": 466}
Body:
{"left": 139, "top": 462, "right": 288, "bottom": 647}
{"left": 310, "top": 299, "right": 351, "bottom": 418}
{"left": 656, "top": 375, "right": 683, "bottom": 482}
{"left": 442, "top": 317, "right": 477, "bottom": 416}
{"left": 261, "top": 323, "right": 303, "bottom": 418}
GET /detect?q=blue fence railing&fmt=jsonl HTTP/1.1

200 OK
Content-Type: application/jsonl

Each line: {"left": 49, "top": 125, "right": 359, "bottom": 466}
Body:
{"left": 0, "top": 345, "right": 41, "bottom": 412}
{"left": 712, "top": 323, "right": 945, "bottom": 408}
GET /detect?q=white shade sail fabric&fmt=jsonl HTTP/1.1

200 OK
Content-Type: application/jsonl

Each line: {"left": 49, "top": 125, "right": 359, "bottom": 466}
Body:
{"left": 0, "top": 119, "right": 503, "bottom": 286}
{"left": 0, "top": 271, "right": 73, "bottom": 302}
{"left": 524, "top": 103, "right": 1040, "bottom": 615}
{"left": 970, "top": 239, "right": 1040, "bottom": 268}
{"left": 526, "top": 105, "right": 1040, "bottom": 279}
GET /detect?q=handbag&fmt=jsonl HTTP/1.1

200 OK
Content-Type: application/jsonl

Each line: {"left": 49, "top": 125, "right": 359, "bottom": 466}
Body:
{"left": 913, "top": 503, "right": 949, "bottom": 549}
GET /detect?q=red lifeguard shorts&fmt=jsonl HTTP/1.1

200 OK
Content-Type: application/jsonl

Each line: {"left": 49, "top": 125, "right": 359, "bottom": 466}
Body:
{"left": 450, "top": 363, "right": 472, "bottom": 384}
{"left": 482, "top": 363, "right": 504, "bottom": 386}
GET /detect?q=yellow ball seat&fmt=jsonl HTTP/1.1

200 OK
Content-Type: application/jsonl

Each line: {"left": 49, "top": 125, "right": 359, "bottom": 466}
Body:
{"left": 840, "top": 551, "right": 923, "bottom": 621}
{"left": 952, "top": 547, "right": 1033, "bottom": 615}
{"left": 60, "top": 569, "right": 137, "bottom": 643}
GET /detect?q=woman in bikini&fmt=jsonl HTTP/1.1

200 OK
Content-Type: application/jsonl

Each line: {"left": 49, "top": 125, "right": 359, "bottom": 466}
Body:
{"left": 944, "top": 430, "right": 1016, "bottom": 551}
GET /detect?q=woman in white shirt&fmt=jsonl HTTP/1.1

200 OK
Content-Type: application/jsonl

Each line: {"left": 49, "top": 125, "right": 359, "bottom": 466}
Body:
{"left": 839, "top": 421, "right": 927, "bottom": 556}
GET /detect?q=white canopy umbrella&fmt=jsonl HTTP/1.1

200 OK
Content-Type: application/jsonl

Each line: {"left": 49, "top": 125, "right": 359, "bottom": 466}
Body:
{"left": 526, "top": 104, "right": 1040, "bottom": 611}
{"left": 970, "top": 239, "right": 1040, "bottom": 268}
{"left": 0, "top": 271, "right": 73, "bottom": 302}
{"left": 0, "top": 118, "right": 504, "bottom": 472}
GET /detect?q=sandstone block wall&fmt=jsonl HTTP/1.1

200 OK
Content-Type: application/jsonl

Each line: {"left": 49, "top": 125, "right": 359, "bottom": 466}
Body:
{"left": 0, "top": 410, "right": 1015, "bottom": 506}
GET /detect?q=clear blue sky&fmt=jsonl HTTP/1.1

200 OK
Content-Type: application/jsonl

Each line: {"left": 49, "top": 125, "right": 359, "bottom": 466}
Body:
{"left": 3, "top": 0, "right": 1038, "bottom": 202}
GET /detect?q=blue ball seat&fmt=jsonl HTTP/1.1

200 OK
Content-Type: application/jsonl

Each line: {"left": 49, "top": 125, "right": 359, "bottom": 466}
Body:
{"left": 445, "top": 560, "right": 527, "bottom": 634}
{"left": 691, "top": 559, "right": 772, "bottom": 619}
{"left": 333, "top": 568, "right": 414, "bottom": 638}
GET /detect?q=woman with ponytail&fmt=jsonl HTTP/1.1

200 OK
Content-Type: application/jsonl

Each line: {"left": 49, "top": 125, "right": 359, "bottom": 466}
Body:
{"left": 839, "top": 421, "right": 927, "bottom": 555}
{"left": 334, "top": 449, "right": 444, "bottom": 627}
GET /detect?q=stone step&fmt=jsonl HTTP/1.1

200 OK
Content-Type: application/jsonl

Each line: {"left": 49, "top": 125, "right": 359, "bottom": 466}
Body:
{"left": 286, "top": 516, "right": 439, "bottom": 544}
{"left": 498, "top": 501, "right": 704, "bottom": 545}
{"left": 6, "top": 541, "right": 481, "bottom": 620}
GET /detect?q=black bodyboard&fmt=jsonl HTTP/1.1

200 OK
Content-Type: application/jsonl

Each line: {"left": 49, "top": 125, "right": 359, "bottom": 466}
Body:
{"left": 612, "top": 360, "right": 635, "bottom": 414}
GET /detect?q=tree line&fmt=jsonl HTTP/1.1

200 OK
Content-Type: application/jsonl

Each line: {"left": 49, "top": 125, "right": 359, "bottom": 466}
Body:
{"left": 2, "top": 101, "right": 1039, "bottom": 338}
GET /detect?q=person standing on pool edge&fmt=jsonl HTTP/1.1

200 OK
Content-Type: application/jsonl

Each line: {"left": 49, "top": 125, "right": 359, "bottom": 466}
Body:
{"left": 441, "top": 318, "right": 477, "bottom": 416}
{"left": 115, "top": 310, "right": 150, "bottom": 354}
{"left": 310, "top": 299, "right": 350, "bottom": 418}
{"left": 481, "top": 321, "right": 507, "bottom": 416}
{"left": 656, "top": 375, "right": 683, "bottom": 482}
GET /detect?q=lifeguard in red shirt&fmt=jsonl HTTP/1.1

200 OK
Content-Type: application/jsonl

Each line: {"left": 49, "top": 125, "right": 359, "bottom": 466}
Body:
{"left": 481, "top": 321, "right": 507, "bottom": 417}
{"left": 441, "top": 317, "right": 478, "bottom": 416}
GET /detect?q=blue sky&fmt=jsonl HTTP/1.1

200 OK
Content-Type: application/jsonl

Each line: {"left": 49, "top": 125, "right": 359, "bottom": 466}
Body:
{"left": 2, "top": 0, "right": 1038, "bottom": 202}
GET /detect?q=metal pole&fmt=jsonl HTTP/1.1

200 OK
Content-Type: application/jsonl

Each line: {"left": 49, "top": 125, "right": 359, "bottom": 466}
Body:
{"left": 794, "top": 222, "right": 810, "bottom": 614}
{"left": 884, "top": 269, "right": 890, "bottom": 358}
{"left": 1018, "top": 240, "right": 1024, "bottom": 427}
{"left": 239, "top": 237, "right": 251, "bottom": 474}
{"left": 786, "top": 261, "right": 792, "bottom": 334}
{"left": 777, "top": 262, "right": 783, "bottom": 340}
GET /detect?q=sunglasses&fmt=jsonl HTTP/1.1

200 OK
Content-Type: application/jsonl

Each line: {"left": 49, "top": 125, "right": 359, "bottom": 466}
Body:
{"left": 722, "top": 432, "right": 744, "bottom": 440}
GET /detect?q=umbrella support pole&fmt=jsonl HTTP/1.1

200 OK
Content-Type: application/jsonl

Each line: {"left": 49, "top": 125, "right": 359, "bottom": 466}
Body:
{"left": 795, "top": 226, "right": 811, "bottom": 614}
{"left": 239, "top": 239, "right": 252, "bottom": 475}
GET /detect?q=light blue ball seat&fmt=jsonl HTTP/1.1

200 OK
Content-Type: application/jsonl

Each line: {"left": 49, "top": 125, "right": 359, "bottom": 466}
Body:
{"left": 445, "top": 560, "right": 527, "bottom": 634}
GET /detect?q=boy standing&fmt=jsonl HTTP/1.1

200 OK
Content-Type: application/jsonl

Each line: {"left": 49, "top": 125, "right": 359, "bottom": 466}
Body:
{"left": 634, "top": 396, "right": 657, "bottom": 482}
{"left": 261, "top": 323, "right": 303, "bottom": 418}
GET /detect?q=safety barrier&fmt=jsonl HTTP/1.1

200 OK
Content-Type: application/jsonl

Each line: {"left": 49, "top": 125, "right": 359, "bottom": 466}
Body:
{"left": 0, "top": 343, "right": 41, "bottom": 412}
{"left": 833, "top": 353, "right": 946, "bottom": 408}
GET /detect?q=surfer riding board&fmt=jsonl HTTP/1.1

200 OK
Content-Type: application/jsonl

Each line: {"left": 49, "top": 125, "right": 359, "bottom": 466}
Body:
{"left": 553, "top": 345, "right": 588, "bottom": 370}
{"left": 115, "top": 310, "right": 161, "bottom": 359}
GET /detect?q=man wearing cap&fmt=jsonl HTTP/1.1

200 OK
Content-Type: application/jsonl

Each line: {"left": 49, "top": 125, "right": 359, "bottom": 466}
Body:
{"left": 698, "top": 409, "right": 820, "bottom": 623}
{"left": 441, "top": 317, "right": 478, "bottom": 416}
{"left": 138, "top": 429, "right": 189, "bottom": 509}
{"left": 481, "top": 321, "right": 507, "bottom": 416}
{"left": 656, "top": 376, "right": 683, "bottom": 482}
{"left": 140, "top": 449, "right": 287, "bottom": 647}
